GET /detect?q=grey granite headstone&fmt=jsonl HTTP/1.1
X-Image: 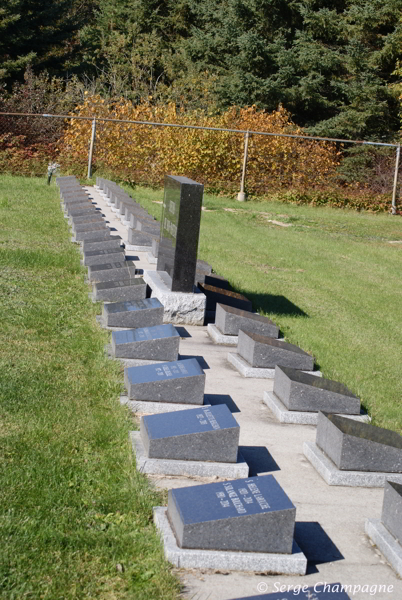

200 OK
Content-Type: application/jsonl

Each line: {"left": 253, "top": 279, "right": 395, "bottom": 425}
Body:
{"left": 273, "top": 365, "right": 361, "bottom": 414}
{"left": 68, "top": 207, "right": 99, "bottom": 218}
{"left": 230, "top": 583, "right": 352, "bottom": 600}
{"left": 72, "top": 222, "right": 108, "bottom": 234}
{"left": 93, "top": 277, "right": 146, "bottom": 302}
{"left": 381, "top": 480, "right": 402, "bottom": 542}
{"left": 82, "top": 236, "right": 122, "bottom": 253}
{"left": 198, "top": 283, "right": 252, "bottom": 312}
{"left": 124, "top": 358, "right": 205, "bottom": 404}
{"left": 67, "top": 203, "right": 95, "bottom": 217}
{"left": 128, "top": 228, "right": 158, "bottom": 247}
{"left": 111, "top": 324, "right": 180, "bottom": 360}
{"left": 216, "top": 303, "right": 279, "bottom": 337}
{"left": 83, "top": 247, "right": 125, "bottom": 267}
{"left": 167, "top": 475, "right": 295, "bottom": 553}
{"left": 88, "top": 260, "right": 136, "bottom": 283}
{"left": 102, "top": 297, "right": 163, "bottom": 328}
{"left": 316, "top": 412, "right": 402, "bottom": 472}
{"left": 140, "top": 404, "right": 240, "bottom": 462}
{"left": 74, "top": 229, "right": 111, "bottom": 243}
{"left": 237, "top": 330, "right": 314, "bottom": 370}
{"left": 157, "top": 175, "right": 204, "bottom": 292}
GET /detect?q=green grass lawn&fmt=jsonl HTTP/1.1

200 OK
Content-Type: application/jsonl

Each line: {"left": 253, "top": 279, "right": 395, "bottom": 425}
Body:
{"left": 0, "top": 175, "right": 179, "bottom": 600}
{"left": 125, "top": 183, "right": 402, "bottom": 433}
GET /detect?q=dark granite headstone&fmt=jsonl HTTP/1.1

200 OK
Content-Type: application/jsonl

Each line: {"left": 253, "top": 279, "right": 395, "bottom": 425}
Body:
{"left": 167, "top": 475, "right": 295, "bottom": 553}
{"left": 102, "top": 297, "right": 163, "bottom": 328}
{"left": 237, "top": 330, "right": 314, "bottom": 370}
{"left": 229, "top": 583, "right": 351, "bottom": 600}
{"left": 381, "top": 480, "right": 402, "bottom": 542}
{"left": 316, "top": 412, "right": 402, "bottom": 472}
{"left": 124, "top": 358, "right": 205, "bottom": 403}
{"left": 83, "top": 247, "right": 125, "bottom": 267}
{"left": 82, "top": 236, "right": 122, "bottom": 253}
{"left": 75, "top": 230, "right": 111, "bottom": 243}
{"left": 273, "top": 365, "right": 361, "bottom": 414}
{"left": 88, "top": 260, "right": 136, "bottom": 283}
{"left": 128, "top": 228, "right": 158, "bottom": 247}
{"left": 68, "top": 207, "right": 99, "bottom": 218}
{"left": 111, "top": 323, "right": 180, "bottom": 360}
{"left": 93, "top": 277, "right": 146, "bottom": 302}
{"left": 73, "top": 222, "right": 108, "bottom": 234}
{"left": 157, "top": 175, "right": 203, "bottom": 292}
{"left": 141, "top": 404, "right": 240, "bottom": 462}
{"left": 67, "top": 203, "right": 95, "bottom": 217}
{"left": 216, "top": 303, "right": 279, "bottom": 337}
{"left": 198, "top": 283, "right": 252, "bottom": 312}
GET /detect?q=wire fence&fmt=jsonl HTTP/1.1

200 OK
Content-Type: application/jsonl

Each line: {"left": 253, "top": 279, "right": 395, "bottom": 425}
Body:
{"left": 0, "top": 111, "right": 400, "bottom": 213}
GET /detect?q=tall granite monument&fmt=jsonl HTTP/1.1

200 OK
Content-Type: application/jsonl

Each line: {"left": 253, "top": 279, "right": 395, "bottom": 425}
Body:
{"left": 156, "top": 175, "right": 203, "bottom": 292}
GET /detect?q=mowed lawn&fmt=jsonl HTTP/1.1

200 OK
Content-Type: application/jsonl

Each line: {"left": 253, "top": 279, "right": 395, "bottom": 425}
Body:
{"left": 0, "top": 175, "right": 179, "bottom": 600}
{"left": 128, "top": 184, "right": 402, "bottom": 433}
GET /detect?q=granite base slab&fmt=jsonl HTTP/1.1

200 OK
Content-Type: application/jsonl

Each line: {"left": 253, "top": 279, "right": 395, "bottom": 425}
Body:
{"left": 143, "top": 270, "right": 206, "bottom": 326}
{"left": 153, "top": 507, "right": 307, "bottom": 574}
{"left": 263, "top": 391, "right": 371, "bottom": 425}
{"left": 228, "top": 353, "right": 321, "bottom": 379}
{"left": 131, "top": 432, "right": 248, "bottom": 478}
{"left": 207, "top": 323, "right": 238, "bottom": 346}
{"left": 120, "top": 395, "right": 208, "bottom": 413}
{"left": 303, "top": 441, "right": 402, "bottom": 487}
{"left": 365, "top": 518, "right": 402, "bottom": 578}
{"left": 147, "top": 252, "right": 158, "bottom": 264}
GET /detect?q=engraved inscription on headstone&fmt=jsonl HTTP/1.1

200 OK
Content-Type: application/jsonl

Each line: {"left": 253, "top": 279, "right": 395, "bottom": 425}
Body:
{"left": 157, "top": 175, "right": 203, "bottom": 292}
{"left": 167, "top": 475, "right": 296, "bottom": 554}
{"left": 140, "top": 404, "right": 240, "bottom": 462}
{"left": 124, "top": 358, "right": 205, "bottom": 404}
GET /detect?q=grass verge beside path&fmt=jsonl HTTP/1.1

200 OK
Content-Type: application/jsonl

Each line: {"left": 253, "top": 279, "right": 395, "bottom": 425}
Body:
{"left": 0, "top": 175, "right": 179, "bottom": 600}
{"left": 127, "top": 184, "right": 402, "bottom": 433}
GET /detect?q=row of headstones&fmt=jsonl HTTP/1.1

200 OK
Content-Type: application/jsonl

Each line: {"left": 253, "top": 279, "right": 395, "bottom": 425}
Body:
{"left": 96, "top": 176, "right": 226, "bottom": 290}
{"left": 57, "top": 176, "right": 401, "bottom": 596}
{"left": 57, "top": 175, "right": 313, "bottom": 589}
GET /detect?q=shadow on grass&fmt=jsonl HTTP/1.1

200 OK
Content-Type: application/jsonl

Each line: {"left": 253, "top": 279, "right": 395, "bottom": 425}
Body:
{"left": 247, "top": 293, "right": 309, "bottom": 318}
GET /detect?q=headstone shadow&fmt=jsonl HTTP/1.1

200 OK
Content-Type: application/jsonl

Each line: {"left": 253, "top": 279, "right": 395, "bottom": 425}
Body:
{"left": 294, "top": 521, "right": 344, "bottom": 573}
{"left": 178, "top": 354, "right": 210, "bottom": 369}
{"left": 238, "top": 445, "right": 280, "bottom": 475}
{"left": 175, "top": 326, "right": 191, "bottom": 338}
{"left": 247, "top": 293, "right": 309, "bottom": 318}
{"left": 204, "top": 393, "right": 240, "bottom": 413}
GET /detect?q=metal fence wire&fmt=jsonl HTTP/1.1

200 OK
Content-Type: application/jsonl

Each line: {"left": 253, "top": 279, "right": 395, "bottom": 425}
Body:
{"left": 0, "top": 111, "right": 400, "bottom": 213}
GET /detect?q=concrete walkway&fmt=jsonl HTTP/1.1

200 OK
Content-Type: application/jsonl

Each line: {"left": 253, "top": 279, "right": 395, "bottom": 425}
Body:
{"left": 87, "top": 185, "right": 401, "bottom": 600}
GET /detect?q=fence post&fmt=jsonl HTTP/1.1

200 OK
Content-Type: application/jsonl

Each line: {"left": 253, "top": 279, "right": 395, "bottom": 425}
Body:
{"left": 237, "top": 131, "right": 250, "bottom": 201}
{"left": 87, "top": 118, "right": 96, "bottom": 179}
{"left": 391, "top": 144, "right": 400, "bottom": 215}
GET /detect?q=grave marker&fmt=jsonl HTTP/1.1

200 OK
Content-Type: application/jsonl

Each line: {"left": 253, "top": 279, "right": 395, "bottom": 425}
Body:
{"left": 316, "top": 412, "right": 402, "bottom": 472}
{"left": 237, "top": 330, "right": 314, "bottom": 370}
{"left": 124, "top": 358, "right": 205, "bottom": 404}
{"left": 102, "top": 297, "right": 163, "bottom": 328}
{"left": 93, "top": 278, "right": 146, "bottom": 302}
{"left": 273, "top": 365, "right": 361, "bottom": 414}
{"left": 111, "top": 323, "right": 180, "bottom": 360}
{"left": 157, "top": 175, "right": 203, "bottom": 292}
{"left": 140, "top": 404, "right": 240, "bottom": 462}
{"left": 167, "top": 475, "right": 296, "bottom": 554}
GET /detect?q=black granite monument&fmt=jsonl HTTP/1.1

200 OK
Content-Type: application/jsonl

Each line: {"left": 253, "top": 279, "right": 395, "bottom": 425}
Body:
{"left": 156, "top": 175, "right": 203, "bottom": 292}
